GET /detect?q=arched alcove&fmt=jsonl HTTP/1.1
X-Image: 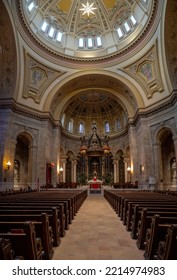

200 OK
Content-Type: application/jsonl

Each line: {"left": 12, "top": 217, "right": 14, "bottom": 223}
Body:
{"left": 14, "top": 134, "right": 31, "bottom": 188}
{"left": 157, "top": 129, "right": 175, "bottom": 189}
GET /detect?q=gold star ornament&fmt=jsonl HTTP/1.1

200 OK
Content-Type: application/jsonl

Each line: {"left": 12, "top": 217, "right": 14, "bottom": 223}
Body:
{"left": 79, "top": 2, "right": 97, "bottom": 17}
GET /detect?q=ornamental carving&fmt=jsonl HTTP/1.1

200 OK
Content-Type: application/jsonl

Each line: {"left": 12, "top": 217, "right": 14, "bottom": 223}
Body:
{"left": 0, "top": 1, "right": 16, "bottom": 97}
{"left": 23, "top": 52, "right": 65, "bottom": 103}
{"left": 165, "top": 0, "right": 177, "bottom": 87}
{"left": 123, "top": 43, "right": 163, "bottom": 99}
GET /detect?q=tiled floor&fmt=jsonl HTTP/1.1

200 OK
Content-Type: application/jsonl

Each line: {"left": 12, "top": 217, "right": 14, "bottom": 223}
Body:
{"left": 52, "top": 194, "right": 145, "bottom": 260}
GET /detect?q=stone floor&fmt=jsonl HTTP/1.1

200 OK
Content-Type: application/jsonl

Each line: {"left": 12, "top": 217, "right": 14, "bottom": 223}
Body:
{"left": 52, "top": 194, "right": 145, "bottom": 260}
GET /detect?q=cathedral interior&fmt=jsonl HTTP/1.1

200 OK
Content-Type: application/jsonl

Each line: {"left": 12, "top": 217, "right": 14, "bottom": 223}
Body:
{"left": 0, "top": 0, "right": 177, "bottom": 191}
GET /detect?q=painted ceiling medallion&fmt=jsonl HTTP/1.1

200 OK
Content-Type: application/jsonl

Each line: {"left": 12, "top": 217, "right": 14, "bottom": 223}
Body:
{"left": 79, "top": 1, "right": 97, "bottom": 16}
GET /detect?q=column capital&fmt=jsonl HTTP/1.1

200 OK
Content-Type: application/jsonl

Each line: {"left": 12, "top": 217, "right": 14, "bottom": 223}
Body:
{"left": 72, "top": 159, "right": 77, "bottom": 165}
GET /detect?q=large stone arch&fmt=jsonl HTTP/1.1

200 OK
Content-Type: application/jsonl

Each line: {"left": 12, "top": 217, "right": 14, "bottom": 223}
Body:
{"left": 43, "top": 70, "right": 145, "bottom": 119}
{"left": 153, "top": 125, "right": 177, "bottom": 143}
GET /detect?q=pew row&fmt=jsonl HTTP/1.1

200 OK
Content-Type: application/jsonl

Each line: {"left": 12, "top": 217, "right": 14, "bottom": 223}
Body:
{"left": 144, "top": 215, "right": 177, "bottom": 260}
{"left": 0, "top": 221, "right": 42, "bottom": 260}
{"left": 0, "top": 212, "right": 53, "bottom": 259}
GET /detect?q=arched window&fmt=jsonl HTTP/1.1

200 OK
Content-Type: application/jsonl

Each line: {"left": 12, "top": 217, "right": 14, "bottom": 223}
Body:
{"left": 79, "top": 122, "right": 84, "bottom": 134}
{"left": 61, "top": 114, "right": 65, "bottom": 126}
{"left": 123, "top": 113, "right": 127, "bottom": 125}
{"left": 68, "top": 119, "right": 73, "bottom": 132}
{"left": 105, "top": 121, "right": 110, "bottom": 133}
{"left": 116, "top": 119, "right": 121, "bottom": 130}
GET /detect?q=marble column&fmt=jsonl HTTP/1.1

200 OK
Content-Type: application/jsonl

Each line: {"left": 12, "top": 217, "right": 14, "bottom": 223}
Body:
{"left": 73, "top": 159, "right": 77, "bottom": 183}
{"left": 3, "top": 139, "right": 17, "bottom": 189}
{"left": 102, "top": 156, "right": 105, "bottom": 177}
{"left": 61, "top": 158, "right": 67, "bottom": 183}
{"left": 152, "top": 141, "right": 162, "bottom": 186}
{"left": 113, "top": 158, "right": 118, "bottom": 183}
{"left": 128, "top": 126, "right": 138, "bottom": 183}
{"left": 85, "top": 156, "right": 88, "bottom": 179}
{"left": 52, "top": 126, "right": 61, "bottom": 186}
{"left": 28, "top": 144, "right": 37, "bottom": 189}
{"left": 172, "top": 135, "right": 177, "bottom": 189}
{"left": 173, "top": 136, "right": 177, "bottom": 163}
{"left": 124, "top": 155, "right": 129, "bottom": 183}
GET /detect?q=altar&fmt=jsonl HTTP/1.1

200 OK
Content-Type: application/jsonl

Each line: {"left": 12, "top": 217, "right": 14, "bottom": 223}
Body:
{"left": 88, "top": 178, "right": 102, "bottom": 194}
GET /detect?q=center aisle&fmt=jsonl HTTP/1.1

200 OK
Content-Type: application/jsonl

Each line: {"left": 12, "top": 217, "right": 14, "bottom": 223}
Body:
{"left": 52, "top": 194, "right": 144, "bottom": 260}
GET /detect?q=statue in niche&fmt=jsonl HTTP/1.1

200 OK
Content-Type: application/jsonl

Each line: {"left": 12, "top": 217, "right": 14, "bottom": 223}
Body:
{"left": 80, "top": 136, "right": 87, "bottom": 145}
{"left": 91, "top": 121, "right": 97, "bottom": 132}
{"left": 171, "top": 158, "right": 177, "bottom": 181}
{"left": 103, "top": 135, "right": 110, "bottom": 145}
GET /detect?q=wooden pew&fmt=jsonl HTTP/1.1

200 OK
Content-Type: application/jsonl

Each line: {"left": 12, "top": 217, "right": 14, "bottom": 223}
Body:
{"left": 0, "top": 204, "right": 65, "bottom": 238}
{"left": 126, "top": 202, "right": 177, "bottom": 231}
{"left": 144, "top": 215, "right": 177, "bottom": 260}
{"left": 0, "top": 189, "right": 87, "bottom": 260}
{"left": 0, "top": 238, "right": 14, "bottom": 260}
{"left": 0, "top": 221, "right": 42, "bottom": 260}
{"left": 0, "top": 212, "right": 53, "bottom": 259}
{"left": 0, "top": 190, "right": 86, "bottom": 224}
{"left": 131, "top": 205, "right": 177, "bottom": 239}
{"left": 0, "top": 189, "right": 87, "bottom": 217}
{"left": 0, "top": 190, "right": 88, "bottom": 238}
{"left": 0, "top": 203, "right": 66, "bottom": 235}
{"left": 22, "top": 189, "right": 87, "bottom": 215}
{"left": 121, "top": 197, "right": 177, "bottom": 222}
{"left": 156, "top": 224, "right": 177, "bottom": 260}
{"left": 136, "top": 209, "right": 177, "bottom": 249}
{"left": 104, "top": 189, "right": 177, "bottom": 219}
{"left": 0, "top": 207, "right": 60, "bottom": 247}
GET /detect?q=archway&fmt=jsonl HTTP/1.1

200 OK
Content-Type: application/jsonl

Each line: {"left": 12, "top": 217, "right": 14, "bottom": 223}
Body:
{"left": 14, "top": 134, "right": 31, "bottom": 189}
{"left": 158, "top": 129, "right": 175, "bottom": 189}
{"left": 66, "top": 151, "right": 74, "bottom": 183}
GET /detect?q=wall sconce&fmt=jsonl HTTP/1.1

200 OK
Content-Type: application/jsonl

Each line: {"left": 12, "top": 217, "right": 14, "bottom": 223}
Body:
{"left": 59, "top": 167, "right": 63, "bottom": 173}
{"left": 140, "top": 165, "right": 145, "bottom": 174}
{"left": 5, "top": 161, "right": 11, "bottom": 172}
{"left": 127, "top": 166, "right": 131, "bottom": 173}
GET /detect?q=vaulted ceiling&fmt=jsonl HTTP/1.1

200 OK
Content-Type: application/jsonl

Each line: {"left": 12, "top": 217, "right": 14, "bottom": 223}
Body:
{"left": 2, "top": 0, "right": 176, "bottom": 137}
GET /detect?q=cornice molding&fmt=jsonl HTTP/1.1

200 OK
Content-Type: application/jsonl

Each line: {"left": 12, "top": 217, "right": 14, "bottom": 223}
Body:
{"left": 0, "top": 98, "right": 57, "bottom": 128}
{"left": 132, "top": 90, "right": 177, "bottom": 126}
{"left": 1, "top": 90, "right": 177, "bottom": 138}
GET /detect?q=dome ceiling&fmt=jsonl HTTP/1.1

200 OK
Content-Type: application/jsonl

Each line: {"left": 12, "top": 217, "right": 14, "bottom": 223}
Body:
{"left": 21, "top": 0, "right": 156, "bottom": 62}
{"left": 50, "top": 74, "right": 138, "bottom": 136}
{"left": 63, "top": 90, "right": 126, "bottom": 119}
{"left": 51, "top": 73, "right": 138, "bottom": 118}
{"left": 61, "top": 90, "right": 129, "bottom": 135}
